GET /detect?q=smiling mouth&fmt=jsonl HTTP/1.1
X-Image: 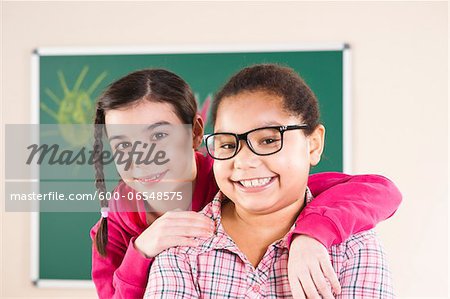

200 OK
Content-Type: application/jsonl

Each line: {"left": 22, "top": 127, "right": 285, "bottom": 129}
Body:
{"left": 134, "top": 170, "right": 169, "bottom": 184}
{"left": 236, "top": 176, "right": 276, "bottom": 188}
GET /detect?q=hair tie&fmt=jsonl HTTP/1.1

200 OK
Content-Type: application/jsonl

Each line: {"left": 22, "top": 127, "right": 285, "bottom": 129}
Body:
{"left": 101, "top": 207, "right": 109, "bottom": 218}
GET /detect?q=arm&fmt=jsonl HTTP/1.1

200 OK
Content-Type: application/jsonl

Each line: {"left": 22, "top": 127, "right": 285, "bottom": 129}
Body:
{"left": 286, "top": 172, "right": 401, "bottom": 298}
{"left": 337, "top": 231, "right": 394, "bottom": 298}
{"left": 91, "top": 182, "right": 213, "bottom": 299}
{"left": 90, "top": 210, "right": 154, "bottom": 299}
{"left": 291, "top": 172, "right": 402, "bottom": 248}
{"left": 144, "top": 249, "right": 199, "bottom": 298}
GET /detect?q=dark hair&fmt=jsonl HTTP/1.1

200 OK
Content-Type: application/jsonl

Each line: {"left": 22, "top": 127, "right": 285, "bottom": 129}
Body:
{"left": 93, "top": 69, "right": 197, "bottom": 256}
{"left": 211, "top": 64, "right": 320, "bottom": 135}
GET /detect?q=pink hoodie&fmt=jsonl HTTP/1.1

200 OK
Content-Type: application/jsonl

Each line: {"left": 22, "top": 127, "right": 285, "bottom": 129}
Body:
{"left": 90, "top": 152, "right": 401, "bottom": 299}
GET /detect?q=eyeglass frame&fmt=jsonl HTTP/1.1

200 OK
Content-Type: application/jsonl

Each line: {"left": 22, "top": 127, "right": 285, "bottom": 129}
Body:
{"left": 203, "top": 124, "right": 309, "bottom": 160}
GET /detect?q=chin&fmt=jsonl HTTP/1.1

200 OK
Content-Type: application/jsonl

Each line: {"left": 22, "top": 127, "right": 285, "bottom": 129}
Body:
{"left": 235, "top": 198, "right": 275, "bottom": 213}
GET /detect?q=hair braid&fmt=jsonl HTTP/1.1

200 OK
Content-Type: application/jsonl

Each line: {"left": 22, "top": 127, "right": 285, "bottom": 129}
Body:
{"left": 93, "top": 106, "right": 108, "bottom": 257}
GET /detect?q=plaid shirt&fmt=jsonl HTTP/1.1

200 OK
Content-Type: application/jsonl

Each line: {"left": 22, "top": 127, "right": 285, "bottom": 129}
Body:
{"left": 145, "top": 189, "right": 394, "bottom": 298}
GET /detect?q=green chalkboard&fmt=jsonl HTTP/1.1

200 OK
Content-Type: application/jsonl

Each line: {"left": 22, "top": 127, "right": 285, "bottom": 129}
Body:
{"left": 32, "top": 45, "right": 350, "bottom": 286}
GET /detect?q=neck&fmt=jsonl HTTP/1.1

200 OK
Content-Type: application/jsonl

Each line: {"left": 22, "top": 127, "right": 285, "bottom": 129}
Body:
{"left": 191, "top": 150, "right": 198, "bottom": 186}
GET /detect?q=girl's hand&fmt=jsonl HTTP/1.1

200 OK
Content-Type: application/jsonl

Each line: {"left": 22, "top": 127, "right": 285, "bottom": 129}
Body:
{"left": 134, "top": 210, "right": 215, "bottom": 258}
{"left": 288, "top": 235, "right": 341, "bottom": 299}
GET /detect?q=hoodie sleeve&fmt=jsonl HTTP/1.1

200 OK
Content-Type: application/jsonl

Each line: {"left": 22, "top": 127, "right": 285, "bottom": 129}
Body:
{"left": 288, "top": 172, "right": 402, "bottom": 248}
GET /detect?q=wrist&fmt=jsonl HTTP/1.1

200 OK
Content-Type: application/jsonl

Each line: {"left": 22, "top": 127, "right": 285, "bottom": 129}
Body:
{"left": 291, "top": 234, "right": 314, "bottom": 247}
{"left": 291, "top": 213, "right": 339, "bottom": 248}
{"left": 133, "top": 236, "right": 154, "bottom": 258}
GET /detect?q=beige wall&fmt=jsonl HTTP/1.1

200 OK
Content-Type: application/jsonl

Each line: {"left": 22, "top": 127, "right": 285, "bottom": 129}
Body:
{"left": 1, "top": 1, "right": 448, "bottom": 298}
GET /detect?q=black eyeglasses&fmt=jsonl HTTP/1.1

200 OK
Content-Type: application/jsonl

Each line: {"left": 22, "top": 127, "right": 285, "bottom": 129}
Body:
{"left": 203, "top": 124, "right": 309, "bottom": 160}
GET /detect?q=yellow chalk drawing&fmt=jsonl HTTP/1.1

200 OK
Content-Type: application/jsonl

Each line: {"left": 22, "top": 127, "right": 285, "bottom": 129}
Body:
{"left": 41, "top": 66, "right": 107, "bottom": 147}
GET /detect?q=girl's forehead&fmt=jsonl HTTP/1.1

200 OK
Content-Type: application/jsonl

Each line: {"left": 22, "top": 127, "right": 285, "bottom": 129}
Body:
{"left": 218, "top": 91, "right": 283, "bottom": 112}
{"left": 105, "top": 100, "right": 182, "bottom": 125}
{"left": 215, "top": 92, "right": 299, "bottom": 133}
{"left": 226, "top": 90, "right": 283, "bottom": 102}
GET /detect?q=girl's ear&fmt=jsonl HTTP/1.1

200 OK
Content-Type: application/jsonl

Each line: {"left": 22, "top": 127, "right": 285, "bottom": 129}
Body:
{"left": 192, "top": 114, "right": 205, "bottom": 149}
{"left": 308, "top": 125, "right": 325, "bottom": 166}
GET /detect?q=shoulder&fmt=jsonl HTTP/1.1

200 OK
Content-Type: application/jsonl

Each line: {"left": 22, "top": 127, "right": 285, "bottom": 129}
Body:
{"left": 156, "top": 198, "right": 223, "bottom": 260}
{"left": 154, "top": 235, "right": 219, "bottom": 275}
{"left": 330, "top": 231, "right": 394, "bottom": 297}
{"left": 152, "top": 238, "right": 210, "bottom": 276}
{"left": 329, "top": 230, "right": 384, "bottom": 263}
{"left": 344, "top": 229, "right": 379, "bottom": 246}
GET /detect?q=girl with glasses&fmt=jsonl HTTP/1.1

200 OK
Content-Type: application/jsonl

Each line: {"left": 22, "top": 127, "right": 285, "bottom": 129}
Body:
{"left": 91, "top": 68, "right": 401, "bottom": 299}
{"left": 145, "top": 64, "right": 396, "bottom": 298}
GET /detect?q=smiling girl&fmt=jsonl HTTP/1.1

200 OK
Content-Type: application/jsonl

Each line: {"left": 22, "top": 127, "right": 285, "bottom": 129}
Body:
{"left": 91, "top": 68, "right": 401, "bottom": 299}
{"left": 145, "top": 64, "right": 395, "bottom": 298}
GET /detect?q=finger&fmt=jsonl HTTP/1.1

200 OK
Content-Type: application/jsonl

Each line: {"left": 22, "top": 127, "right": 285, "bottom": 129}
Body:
{"left": 165, "top": 236, "right": 200, "bottom": 249}
{"left": 164, "top": 225, "right": 214, "bottom": 238}
{"left": 310, "top": 264, "right": 335, "bottom": 299}
{"left": 320, "top": 258, "right": 341, "bottom": 295}
{"left": 162, "top": 212, "right": 214, "bottom": 228}
{"left": 165, "top": 211, "right": 214, "bottom": 226}
{"left": 288, "top": 271, "right": 306, "bottom": 299}
{"left": 298, "top": 268, "right": 321, "bottom": 299}
{"left": 162, "top": 217, "right": 215, "bottom": 232}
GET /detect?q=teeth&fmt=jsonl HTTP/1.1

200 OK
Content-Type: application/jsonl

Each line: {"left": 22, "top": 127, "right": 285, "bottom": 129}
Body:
{"left": 239, "top": 177, "right": 271, "bottom": 188}
{"left": 137, "top": 172, "right": 164, "bottom": 182}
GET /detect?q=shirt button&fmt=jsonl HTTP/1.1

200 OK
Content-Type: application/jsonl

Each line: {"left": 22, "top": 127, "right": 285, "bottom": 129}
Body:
{"left": 252, "top": 285, "right": 260, "bottom": 292}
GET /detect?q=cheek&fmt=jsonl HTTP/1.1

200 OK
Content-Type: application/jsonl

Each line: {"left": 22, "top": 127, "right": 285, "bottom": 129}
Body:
{"left": 167, "top": 149, "right": 195, "bottom": 179}
{"left": 163, "top": 130, "right": 193, "bottom": 173}
{"left": 112, "top": 152, "right": 135, "bottom": 178}
{"left": 213, "top": 162, "right": 232, "bottom": 187}
{"left": 269, "top": 152, "right": 303, "bottom": 174}
{"left": 116, "top": 164, "right": 131, "bottom": 178}
{"left": 274, "top": 144, "right": 310, "bottom": 181}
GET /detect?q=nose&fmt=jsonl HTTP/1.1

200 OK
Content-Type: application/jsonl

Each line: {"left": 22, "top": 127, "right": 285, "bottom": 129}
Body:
{"left": 233, "top": 141, "right": 261, "bottom": 170}
{"left": 131, "top": 141, "right": 151, "bottom": 169}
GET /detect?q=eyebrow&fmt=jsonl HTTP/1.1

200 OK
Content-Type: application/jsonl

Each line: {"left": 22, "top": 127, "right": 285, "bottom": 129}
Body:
{"left": 214, "top": 121, "right": 284, "bottom": 133}
{"left": 260, "top": 121, "right": 283, "bottom": 127}
{"left": 146, "top": 121, "right": 172, "bottom": 131}
{"left": 108, "top": 121, "right": 172, "bottom": 142}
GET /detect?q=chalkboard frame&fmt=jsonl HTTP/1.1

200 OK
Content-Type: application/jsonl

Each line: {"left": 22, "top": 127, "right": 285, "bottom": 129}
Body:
{"left": 30, "top": 43, "right": 351, "bottom": 287}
